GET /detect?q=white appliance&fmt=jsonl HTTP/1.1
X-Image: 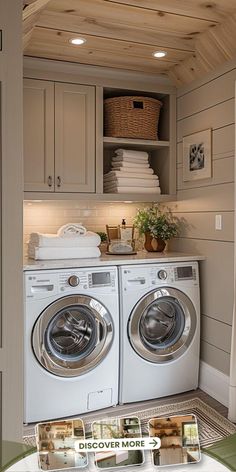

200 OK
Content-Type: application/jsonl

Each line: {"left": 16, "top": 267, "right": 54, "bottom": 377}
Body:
{"left": 24, "top": 266, "right": 119, "bottom": 423}
{"left": 119, "top": 262, "right": 200, "bottom": 404}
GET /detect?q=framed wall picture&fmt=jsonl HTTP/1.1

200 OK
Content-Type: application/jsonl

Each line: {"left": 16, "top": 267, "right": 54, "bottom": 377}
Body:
{"left": 183, "top": 129, "right": 212, "bottom": 182}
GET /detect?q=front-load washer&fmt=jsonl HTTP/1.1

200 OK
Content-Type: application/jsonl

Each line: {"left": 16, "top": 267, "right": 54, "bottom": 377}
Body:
{"left": 119, "top": 262, "right": 200, "bottom": 404}
{"left": 24, "top": 266, "right": 119, "bottom": 423}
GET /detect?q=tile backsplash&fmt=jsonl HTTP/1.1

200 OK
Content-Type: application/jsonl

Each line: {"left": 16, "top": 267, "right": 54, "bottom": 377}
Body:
{"left": 24, "top": 200, "right": 146, "bottom": 254}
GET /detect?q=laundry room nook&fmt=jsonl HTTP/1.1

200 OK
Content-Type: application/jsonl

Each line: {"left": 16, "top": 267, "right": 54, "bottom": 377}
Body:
{"left": 1, "top": 1, "right": 236, "bottom": 472}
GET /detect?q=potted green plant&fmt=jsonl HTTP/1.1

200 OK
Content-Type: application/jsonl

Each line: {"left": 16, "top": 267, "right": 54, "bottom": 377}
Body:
{"left": 133, "top": 205, "right": 179, "bottom": 252}
{"left": 96, "top": 231, "right": 108, "bottom": 253}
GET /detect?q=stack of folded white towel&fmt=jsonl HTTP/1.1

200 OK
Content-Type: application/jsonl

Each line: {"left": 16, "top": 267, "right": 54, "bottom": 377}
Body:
{"left": 104, "top": 148, "right": 161, "bottom": 194}
{"left": 28, "top": 224, "right": 101, "bottom": 260}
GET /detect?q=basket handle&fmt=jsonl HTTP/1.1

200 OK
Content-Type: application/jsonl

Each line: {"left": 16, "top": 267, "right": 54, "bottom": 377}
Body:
{"left": 132, "top": 100, "right": 144, "bottom": 109}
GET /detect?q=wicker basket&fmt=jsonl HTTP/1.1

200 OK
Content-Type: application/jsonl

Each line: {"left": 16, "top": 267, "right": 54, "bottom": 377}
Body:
{"left": 104, "top": 96, "right": 162, "bottom": 140}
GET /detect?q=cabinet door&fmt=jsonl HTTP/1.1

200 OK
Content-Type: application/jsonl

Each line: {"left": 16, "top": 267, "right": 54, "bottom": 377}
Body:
{"left": 55, "top": 83, "right": 95, "bottom": 193}
{"left": 23, "top": 79, "right": 54, "bottom": 191}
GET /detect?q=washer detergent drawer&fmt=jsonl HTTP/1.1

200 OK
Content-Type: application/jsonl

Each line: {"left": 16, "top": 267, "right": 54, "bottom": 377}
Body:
{"left": 25, "top": 274, "right": 58, "bottom": 300}
{"left": 87, "top": 388, "right": 113, "bottom": 410}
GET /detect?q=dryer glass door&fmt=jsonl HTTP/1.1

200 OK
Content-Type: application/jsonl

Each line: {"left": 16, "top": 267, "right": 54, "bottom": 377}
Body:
{"left": 129, "top": 288, "right": 197, "bottom": 363}
{"left": 32, "top": 295, "right": 113, "bottom": 377}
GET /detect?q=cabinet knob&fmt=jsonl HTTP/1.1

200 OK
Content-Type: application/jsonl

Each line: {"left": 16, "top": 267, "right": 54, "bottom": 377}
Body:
{"left": 47, "top": 176, "right": 53, "bottom": 187}
{"left": 57, "top": 176, "right": 61, "bottom": 187}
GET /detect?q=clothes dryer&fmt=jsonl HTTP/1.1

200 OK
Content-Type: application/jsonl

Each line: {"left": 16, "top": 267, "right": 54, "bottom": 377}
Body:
{"left": 119, "top": 262, "right": 200, "bottom": 404}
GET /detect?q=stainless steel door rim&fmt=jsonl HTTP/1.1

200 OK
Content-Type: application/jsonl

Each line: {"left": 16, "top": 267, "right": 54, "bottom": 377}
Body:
{"left": 32, "top": 295, "right": 114, "bottom": 377}
{"left": 128, "top": 287, "right": 197, "bottom": 363}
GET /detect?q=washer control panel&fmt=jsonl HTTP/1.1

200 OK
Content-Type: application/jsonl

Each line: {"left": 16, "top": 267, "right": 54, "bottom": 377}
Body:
{"left": 25, "top": 267, "right": 117, "bottom": 299}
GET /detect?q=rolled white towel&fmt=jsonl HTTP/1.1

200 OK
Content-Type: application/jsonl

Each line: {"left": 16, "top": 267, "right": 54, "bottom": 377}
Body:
{"left": 28, "top": 245, "right": 101, "bottom": 260}
{"left": 115, "top": 149, "right": 148, "bottom": 158}
{"left": 29, "top": 231, "right": 101, "bottom": 248}
{"left": 57, "top": 223, "right": 87, "bottom": 238}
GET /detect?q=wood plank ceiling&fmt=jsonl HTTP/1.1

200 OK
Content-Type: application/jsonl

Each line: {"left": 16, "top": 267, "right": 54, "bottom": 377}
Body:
{"left": 23, "top": 0, "right": 236, "bottom": 86}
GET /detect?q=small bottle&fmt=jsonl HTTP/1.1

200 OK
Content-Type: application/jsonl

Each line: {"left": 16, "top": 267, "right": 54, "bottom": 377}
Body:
{"left": 121, "top": 218, "right": 126, "bottom": 228}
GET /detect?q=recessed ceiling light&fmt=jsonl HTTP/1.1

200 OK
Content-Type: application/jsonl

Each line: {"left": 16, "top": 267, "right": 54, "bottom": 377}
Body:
{"left": 153, "top": 51, "right": 167, "bottom": 58}
{"left": 69, "top": 37, "right": 86, "bottom": 45}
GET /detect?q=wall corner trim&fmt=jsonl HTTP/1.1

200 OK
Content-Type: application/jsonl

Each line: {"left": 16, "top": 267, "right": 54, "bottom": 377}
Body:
{"left": 199, "top": 360, "right": 229, "bottom": 408}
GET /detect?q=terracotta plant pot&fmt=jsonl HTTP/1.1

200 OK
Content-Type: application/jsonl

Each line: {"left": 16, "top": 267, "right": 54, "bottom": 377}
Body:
{"left": 99, "top": 242, "right": 107, "bottom": 254}
{"left": 144, "top": 232, "right": 166, "bottom": 252}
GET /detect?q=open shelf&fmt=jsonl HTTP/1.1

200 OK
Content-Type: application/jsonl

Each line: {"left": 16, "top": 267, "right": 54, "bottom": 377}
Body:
{"left": 24, "top": 192, "right": 176, "bottom": 202}
{"left": 101, "top": 85, "right": 176, "bottom": 198}
{"left": 103, "top": 136, "right": 170, "bottom": 150}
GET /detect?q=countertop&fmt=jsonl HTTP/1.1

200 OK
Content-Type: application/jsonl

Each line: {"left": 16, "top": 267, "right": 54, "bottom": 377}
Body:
{"left": 23, "top": 251, "right": 205, "bottom": 271}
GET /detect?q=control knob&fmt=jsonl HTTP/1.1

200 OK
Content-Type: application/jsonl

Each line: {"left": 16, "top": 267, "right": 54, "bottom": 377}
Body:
{"left": 158, "top": 270, "right": 167, "bottom": 280}
{"left": 68, "top": 275, "right": 80, "bottom": 287}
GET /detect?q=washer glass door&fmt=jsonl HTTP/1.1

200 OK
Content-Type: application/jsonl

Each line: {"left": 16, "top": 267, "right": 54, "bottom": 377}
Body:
{"left": 129, "top": 288, "right": 197, "bottom": 363}
{"left": 32, "top": 295, "right": 113, "bottom": 377}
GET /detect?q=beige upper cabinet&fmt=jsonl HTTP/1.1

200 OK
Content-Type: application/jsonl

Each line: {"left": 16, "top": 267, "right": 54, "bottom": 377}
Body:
{"left": 23, "top": 79, "right": 54, "bottom": 192}
{"left": 24, "top": 80, "right": 96, "bottom": 193}
{"left": 55, "top": 83, "right": 95, "bottom": 193}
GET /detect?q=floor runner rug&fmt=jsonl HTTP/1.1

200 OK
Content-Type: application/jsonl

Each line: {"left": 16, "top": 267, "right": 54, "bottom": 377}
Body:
{"left": 23, "top": 397, "right": 236, "bottom": 449}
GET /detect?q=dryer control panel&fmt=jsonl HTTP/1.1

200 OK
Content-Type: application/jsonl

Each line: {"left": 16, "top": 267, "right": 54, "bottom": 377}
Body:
{"left": 121, "top": 262, "right": 199, "bottom": 291}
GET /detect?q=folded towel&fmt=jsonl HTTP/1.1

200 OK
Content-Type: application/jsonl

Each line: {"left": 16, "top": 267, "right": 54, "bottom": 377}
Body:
{"left": 104, "top": 171, "right": 158, "bottom": 181}
{"left": 115, "top": 149, "right": 148, "bottom": 158}
{"left": 28, "top": 245, "right": 101, "bottom": 260}
{"left": 112, "top": 160, "right": 150, "bottom": 168}
{"left": 104, "top": 186, "right": 161, "bottom": 194}
{"left": 57, "top": 223, "right": 87, "bottom": 238}
{"left": 29, "top": 231, "right": 101, "bottom": 248}
{"left": 104, "top": 178, "right": 159, "bottom": 187}
{"left": 112, "top": 163, "right": 153, "bottom": 174}
{"left": 112, "top": 156, "right": 148, "bottom": 164}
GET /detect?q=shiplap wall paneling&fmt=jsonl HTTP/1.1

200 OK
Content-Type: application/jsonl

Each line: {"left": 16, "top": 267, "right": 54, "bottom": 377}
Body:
{"left": 201, "top": 315, "right": 232, "bottom": 354}
{"left": 176, "top": 211, "right": 234, "bottom": 242}
{"left": 177, "top": 98, "right": 234, "bottom": 142}
{"left": 168, "top": 183, "right": 234, "bottom": 212}
{"left": 201, "top": 341, "right": 231, "bottom": 375}
{"left": 162, "top": 58, "right": 235, "bottom": 378}
{"left": 171, "top": 239, "right": 234, "bottom": 325}
{"left": 177, "top": 68, "right": 236, "bottom": 119}
{"left": 177, "top": 124, "right": 235, "bottom": 164}
{"left": 177, "top": 156, "right": 234, "bottom": 191}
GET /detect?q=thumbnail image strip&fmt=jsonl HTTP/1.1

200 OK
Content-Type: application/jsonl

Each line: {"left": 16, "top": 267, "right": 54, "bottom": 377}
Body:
{"left": 148, "top": 414, "right": 201, "bottom": 467}
{"left": 36, "top": 418, "right": 88, "bottom": 471}
{"left": 92, "top": 416, "right": 144, "bottom": 469}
